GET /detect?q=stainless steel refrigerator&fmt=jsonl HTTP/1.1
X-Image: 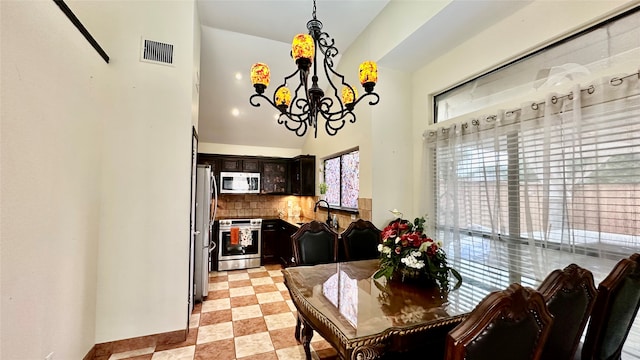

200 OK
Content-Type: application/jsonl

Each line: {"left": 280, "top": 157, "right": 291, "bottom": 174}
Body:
{"left": 194, "top": 164, "right": 217, "bottom": 302}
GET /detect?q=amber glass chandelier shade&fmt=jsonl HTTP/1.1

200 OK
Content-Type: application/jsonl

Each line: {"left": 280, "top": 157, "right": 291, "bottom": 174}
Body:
{"left": 359, "top": 61, "right": 378, "bottom": 92}
{"left": 341, "top": 86, "right": 357, "bottom": 105}
{"left": 251, "top": 63, "right": 270, "bottom": 93}
{"left": 292, "top": 34, "right": 314, "bottom": 68}
{"left": 275, "top": 87, "right": 292, "bottom": 109}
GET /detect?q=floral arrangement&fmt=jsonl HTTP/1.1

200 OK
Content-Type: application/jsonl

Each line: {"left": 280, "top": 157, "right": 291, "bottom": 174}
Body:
{"left": 373, "top": 216, "right": 462, "bottom": 289}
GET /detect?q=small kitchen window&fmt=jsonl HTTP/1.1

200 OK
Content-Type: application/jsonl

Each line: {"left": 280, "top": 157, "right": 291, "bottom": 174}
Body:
{"left": 323, "top": 148, "right": 359, "bottom": 209}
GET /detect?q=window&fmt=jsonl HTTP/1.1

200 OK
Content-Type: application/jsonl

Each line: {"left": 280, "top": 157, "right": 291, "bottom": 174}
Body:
{"left": 323, "top": 149, "right": 359, "bottom": 209}
{"left": 427, "top": 8, "right": 640, "bottom": 358}
{"left": 434, "top": 8, "right": 639, "bottom": 124}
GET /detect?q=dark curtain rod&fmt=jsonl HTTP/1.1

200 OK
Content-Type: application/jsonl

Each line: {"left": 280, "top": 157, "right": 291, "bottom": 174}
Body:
{"left": 53, "top": 0, "right": 109, "bottom": 63}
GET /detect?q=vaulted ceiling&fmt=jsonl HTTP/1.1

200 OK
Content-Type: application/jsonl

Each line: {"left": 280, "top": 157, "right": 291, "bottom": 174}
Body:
{"left": 195, "top": 0, "right": 531, "bottom": 149}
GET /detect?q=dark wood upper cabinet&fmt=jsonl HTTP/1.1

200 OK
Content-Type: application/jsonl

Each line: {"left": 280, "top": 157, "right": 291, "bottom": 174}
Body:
{"left": 290, "top": 155, "right": 315, "bottom": 196}
{"left": 196, "top": 154, "right": 220, "bottom": 183}
{"left": 218, "top": 157, "right": 260, "bottom": 173}
{"left": 262, "top": 160, "right": 288, "bottom": 194}
{"left": 242, "top": 159, "right": 260, "bottom": 172}
{"left": 221, "top": 158, "right": 242, "bottom": 172}
{"left": 197, "top": 154, "right": 314, "bottom": 196}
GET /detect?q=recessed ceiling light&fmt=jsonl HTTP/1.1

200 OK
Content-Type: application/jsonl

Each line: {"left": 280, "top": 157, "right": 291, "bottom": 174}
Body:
{"left": 231, "top": 108, "right": 240, "bottom": 117}
{"left": 235, "top": 72, "right": 243, "bottom": 81}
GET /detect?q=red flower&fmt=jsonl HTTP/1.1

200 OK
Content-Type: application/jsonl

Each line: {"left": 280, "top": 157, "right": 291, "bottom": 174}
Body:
{"left": 407, "top": 233, "right": 421, "bottom": 245}
{"left": 400, "top": 237, "right": 409, "bottom": 247}
{"left": 426, "top": 243, "right": 438, "bottom": 257}
{"left": 382, "top": 227, "right": 396, "bottom": 240}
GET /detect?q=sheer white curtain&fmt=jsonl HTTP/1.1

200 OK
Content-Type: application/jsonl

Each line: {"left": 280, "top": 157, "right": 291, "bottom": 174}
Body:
{"left": 426, "top": 69, "right": 640, "bottom": 357}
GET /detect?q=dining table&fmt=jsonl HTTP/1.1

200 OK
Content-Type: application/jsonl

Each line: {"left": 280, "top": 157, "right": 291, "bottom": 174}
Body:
{"left": 282, "top": 259, "right": 492, "bottom": 360}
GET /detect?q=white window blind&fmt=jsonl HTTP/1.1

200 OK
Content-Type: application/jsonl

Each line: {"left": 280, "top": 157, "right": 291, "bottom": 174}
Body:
{"left": 427, "top": 72, "right": 640, "bottom": 358}
{"left": 427, "top": 8, "right": 640, "bottom": 358}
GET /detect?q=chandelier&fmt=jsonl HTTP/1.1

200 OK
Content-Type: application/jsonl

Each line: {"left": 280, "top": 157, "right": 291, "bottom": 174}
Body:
{"left": 249, "top": 0, "right": 380, "bottom": 138}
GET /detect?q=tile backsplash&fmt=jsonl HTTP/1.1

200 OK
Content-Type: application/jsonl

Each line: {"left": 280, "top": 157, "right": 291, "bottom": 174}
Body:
{"left": 215, "top": 194, "right": 372, "bottom": 225}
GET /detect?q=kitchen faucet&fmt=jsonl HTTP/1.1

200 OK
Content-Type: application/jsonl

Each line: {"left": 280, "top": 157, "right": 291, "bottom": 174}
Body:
{"left": 314, "top": 199, "right": 332, "bottom": 226}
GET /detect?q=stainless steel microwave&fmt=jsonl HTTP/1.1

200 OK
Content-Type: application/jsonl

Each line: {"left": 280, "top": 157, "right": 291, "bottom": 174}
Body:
{"left": 219, "top": 172, "right": 260, "bottom": 194}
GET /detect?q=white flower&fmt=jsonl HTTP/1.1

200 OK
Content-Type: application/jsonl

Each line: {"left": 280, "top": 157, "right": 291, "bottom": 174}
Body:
{"left": 401, "top": 253, "right": 425, "bottom": 269}
{"left": 377, "top": 244, "right": 383, "bottom": 252}
{"left": 395, "top": 237, "right": 401, "bottom": 244}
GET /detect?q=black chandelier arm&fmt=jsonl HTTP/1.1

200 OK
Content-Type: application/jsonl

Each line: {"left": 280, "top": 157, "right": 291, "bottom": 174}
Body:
{"left": 278, "top": 113, "right": 309, "bottom": 137}
{"left": 249, "top": 92, "right": 279, "bottom": 109}
{"left": 352, "top": 91, "right": 380, "bottom": 107}
{"left": 281, "top": 97, "right": 313, "bottom": 136}
{"left": 315, "top": 32, "right": 337, "bottom": 65}
{"left": 316, "top": 107, "right": 351, "bottom": 136}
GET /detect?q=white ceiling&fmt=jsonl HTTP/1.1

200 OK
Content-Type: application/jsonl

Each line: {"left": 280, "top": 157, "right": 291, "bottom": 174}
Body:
{"left": 195, "top": 0, "right": 530, "bottom": 150}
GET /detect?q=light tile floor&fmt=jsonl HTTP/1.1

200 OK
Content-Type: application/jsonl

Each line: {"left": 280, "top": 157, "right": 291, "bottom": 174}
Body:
{"left": 108, "top": 264, "right": 338, "bottom": 360}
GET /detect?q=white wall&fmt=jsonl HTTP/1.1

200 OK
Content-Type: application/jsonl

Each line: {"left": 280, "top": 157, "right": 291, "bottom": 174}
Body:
{"left": 370, "top": 66, "right": 413, "bottom": 227}
{"left": 1, "top": 1, "right": 106, "bottom": 358}
{"left": 199, "top": 142, "right": 301, "bottom": 158}
{"left": 69, "top": 0, "right": 198, "bottom": 342}
{"left": 192, "top": 4, "right": 202, "bottom": 129}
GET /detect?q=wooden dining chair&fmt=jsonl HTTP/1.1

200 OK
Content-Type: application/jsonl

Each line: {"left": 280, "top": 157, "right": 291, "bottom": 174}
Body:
{"left": 537, "top": 264, "right": 597, "bottom": 360}
{"left": 340, "top": 219, "right": 381, "bottom": 262}
{"left": 290, "top": 220, "right": 339, "bottom": 343}
{"left": 291, "top": 220, "right": 339, "bottom": 266}
{"left": 445, "top": 283, "right": 553, "bottom": 360}
{"left": 579, "top": 253, "right": 640, "bottom": 360}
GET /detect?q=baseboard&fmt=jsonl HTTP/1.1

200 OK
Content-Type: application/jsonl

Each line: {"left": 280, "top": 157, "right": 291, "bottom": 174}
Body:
{"left": 83, "top": 345, "right": 96, "bottom": 360}
{"left": 88, "top": 328, "right": 187, "bottom": 359}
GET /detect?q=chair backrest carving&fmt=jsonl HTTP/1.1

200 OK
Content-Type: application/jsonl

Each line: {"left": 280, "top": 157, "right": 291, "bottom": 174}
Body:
{"left": 341, "top": 219, "right": 382, "bottom": 261}
{"left": 445, "top": 283, "right": 553, "bottom": 360}
{"left": 537, "top": 264, "right": 597, "bottom": 360}
{"left": 580, "top": 253, "right": 640, "bottom": 360}
{"left": 291, "top": 221, "right": 338, "bottom": 266}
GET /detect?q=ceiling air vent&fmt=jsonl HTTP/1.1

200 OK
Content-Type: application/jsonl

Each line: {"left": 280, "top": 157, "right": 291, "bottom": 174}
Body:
{"left": 141, "top": 38, "right": 174, "bottom": 66}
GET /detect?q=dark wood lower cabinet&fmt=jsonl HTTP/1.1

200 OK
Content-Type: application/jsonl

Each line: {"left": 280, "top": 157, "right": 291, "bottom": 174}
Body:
{"left": 279, "top": 222, "right": 298, "bottom": 267}
{"left": 261, "top": 220, "right": 279, "bottom": 264}
{"left": 261, "top": 219, "right": 297, "bottom": 267}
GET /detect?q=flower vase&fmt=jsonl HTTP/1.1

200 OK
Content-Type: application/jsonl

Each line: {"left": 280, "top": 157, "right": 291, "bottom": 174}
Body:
{"left": 392, "top": 269, "right": 436, "bottom": 288}
{"left": 319, "top": 194, "right": 326, "bottom": 201}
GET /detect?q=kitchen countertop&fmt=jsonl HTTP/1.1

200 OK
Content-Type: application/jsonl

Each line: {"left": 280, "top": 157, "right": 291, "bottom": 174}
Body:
{"left": 280, "top": 216, "right": 346, "bottom": 233}
{"left": 215, "top": 216, "right": 346, "bottom": 233}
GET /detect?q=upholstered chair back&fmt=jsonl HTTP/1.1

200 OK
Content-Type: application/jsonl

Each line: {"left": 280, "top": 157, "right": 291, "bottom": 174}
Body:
{"left": 581, "top": 253, "right": 640, "bottom": 360}
{"left": 341, "top": 219, "right": 382, "bottom": 261}
{"left": 537, "top": 264, "right": 597, "bottom": 360}
{"left": 445, "top": 283, "right": 553, "bottom": 360}
{"left": 291, "top": 221, "right": 338, "bottom": 266}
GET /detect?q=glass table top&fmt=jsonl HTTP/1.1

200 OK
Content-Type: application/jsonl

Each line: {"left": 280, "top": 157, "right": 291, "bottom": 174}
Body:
{"left": 282, "top": 259, "right": 487, "bottom": 340}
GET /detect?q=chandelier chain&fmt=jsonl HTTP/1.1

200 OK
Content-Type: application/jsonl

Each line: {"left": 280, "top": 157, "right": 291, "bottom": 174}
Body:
{"left": 312, "top": 0, "right": 317, "bottom": 20}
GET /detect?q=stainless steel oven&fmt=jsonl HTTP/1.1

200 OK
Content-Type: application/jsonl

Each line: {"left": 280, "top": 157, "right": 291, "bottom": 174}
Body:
{"left": 218, "top": 218, "right": 262, "bottom": 271}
